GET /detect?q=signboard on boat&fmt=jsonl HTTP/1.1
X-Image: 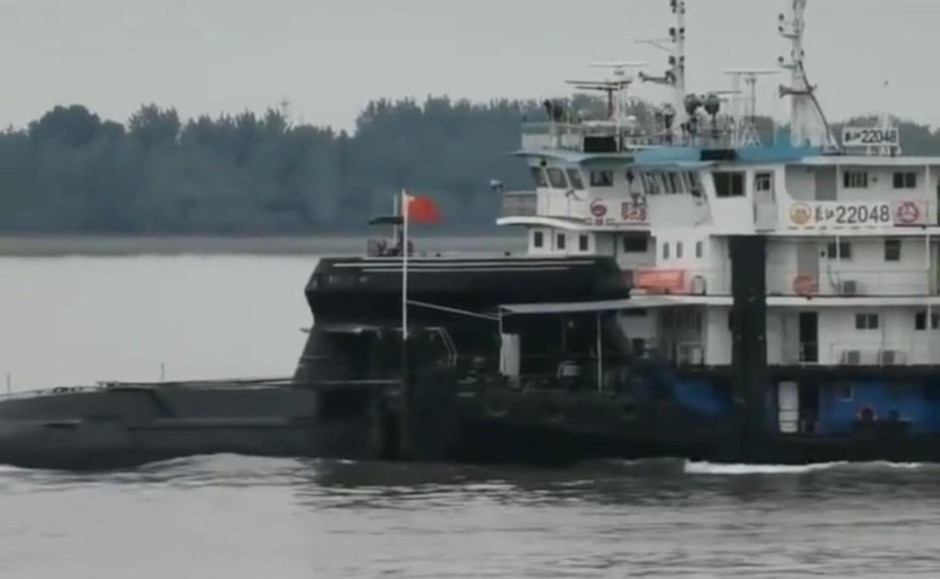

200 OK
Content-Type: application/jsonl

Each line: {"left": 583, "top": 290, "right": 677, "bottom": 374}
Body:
{"left": 787, "top": 200, "right": 930, "bottom": 228}
{"left": 841, "top": 127, "right": 900, "bottom": 149}
{"left": 586, "top": 198, "right": 649, "bottom": 226}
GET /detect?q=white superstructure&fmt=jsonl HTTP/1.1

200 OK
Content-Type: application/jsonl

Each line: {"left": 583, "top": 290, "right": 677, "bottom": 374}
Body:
{"left": 500, "top": 0, "right": 940, "bottom": 369}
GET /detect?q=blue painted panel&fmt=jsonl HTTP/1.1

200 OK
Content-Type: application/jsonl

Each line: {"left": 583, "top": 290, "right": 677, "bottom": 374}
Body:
{"left": 817, "top": 381, "right": 940, "bottom": 435}
{"left": 671, "top": 379, "right": 732, "bottom": 417}
{"left": 735, "top": 145, "right": 821, "bottom": 163}
{"left": 634, "top": 147, "right": 702, "bottom": 164}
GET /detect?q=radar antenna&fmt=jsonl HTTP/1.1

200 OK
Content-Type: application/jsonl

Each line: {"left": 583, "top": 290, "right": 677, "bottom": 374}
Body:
{"left": 565, "top": 62, "right": 647, "bottom": 138}
{"left": 724, "top": 69, "right": 778, "bottom": 147}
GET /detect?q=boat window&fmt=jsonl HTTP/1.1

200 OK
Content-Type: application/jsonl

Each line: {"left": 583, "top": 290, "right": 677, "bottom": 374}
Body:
{"left": 578, "top": 234, "right": 589, "bottom": 252}
{"left": 666, "top": 172, "right": 681, "bottom": 194}
{"left": 884, "top": 239, "right": 901, "bottom": 262}
{"left": 843, "top": 171, "right": 869, "bottom": 189}
{"left": 695, "top": 240, "right": 704, "bottom": 258}
{"left": 676, "top": 241, "right": 684, "bottom": 259}
{"left": 713, "top": 171, "right": 745, "bottom": 198}
{"left": 687, "top": 172, "right": 703, "bottom": 197}
{"left": 755, "top": 172, "right": 773, "bottom": 192}
{"left": 826, "top": 241, "right": 852, "bottom": 260}
{"left": 533, "top": 230, "right": 544, "bottom": 249}
{"left": 590, "top": 171, "right": 613, "bottom": 187}
{"left": 855, "top": 313, "right": 879, "bottom": 330}
{"left": 893, "top": 171, "right": 917, "bottom": 189}
{"left": 915, "top": 311, "right": 940, "bottom": 330}
{"left": 622, "top": 236, "right": 648, "bottom": 253}
{"left": 530, "top": 167, "right": 548, "bottom": 188}
{"left": 656, "top": 173, "right": 672, "bottom": 194}
{"left": 662, "top": 241, "right": 670, "bottom": 260}
{"left": 546, "top": 167, "right": 569, "bottom": 189}
{"left": 556, "top": 233, "right": 567, "bottom": 250}
{"left": 642, "top": 173, "right": 661, "bottom": 195}
{"left": 566, "top": 169, "right": 585, "bottom": 190}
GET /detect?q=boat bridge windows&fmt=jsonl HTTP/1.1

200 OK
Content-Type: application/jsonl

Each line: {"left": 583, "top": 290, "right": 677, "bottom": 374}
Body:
{"left": 529, "top": 165, "right": 587, "bottom": 192}
{"left": 566, "top": 169, "right": 585, "bottom": 190}
{"left": 638, "top": 170, "right": 701, "bottom": 196}
{"left": 530, "top": 167, "right": 549, "bottom": 188}
{"left": 590, "top": 170, "right": 614, "bottom": 187}
{"left": 713, "top": 171, "right": 745, "bottom": 198}
{"left": 546, "top": 168, "right": 568, "bottom": 189}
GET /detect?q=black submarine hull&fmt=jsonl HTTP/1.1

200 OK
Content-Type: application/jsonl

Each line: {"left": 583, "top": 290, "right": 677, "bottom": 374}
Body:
{"left": 3, "top": 379, "right": 940, "bottom": 470}
{"left": 0, "top": 382, "right": 359, "bottom": 470}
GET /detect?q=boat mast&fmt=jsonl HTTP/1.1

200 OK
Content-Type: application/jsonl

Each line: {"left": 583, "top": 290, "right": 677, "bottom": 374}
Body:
{"left": 639, "top": 0, "right": 688, "bottom": 139}
{"left": 778, "top": 0, "right": 834, "bottom": 148}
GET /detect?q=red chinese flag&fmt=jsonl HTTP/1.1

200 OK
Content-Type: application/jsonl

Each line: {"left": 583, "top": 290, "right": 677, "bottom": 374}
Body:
{"left": 404, "top": 193, "right": 441, "bottom": 224}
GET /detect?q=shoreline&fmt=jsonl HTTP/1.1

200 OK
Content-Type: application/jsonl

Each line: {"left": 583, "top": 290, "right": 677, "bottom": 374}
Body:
{"left": 0, "top": 234, "right": 526, "bottom": 257}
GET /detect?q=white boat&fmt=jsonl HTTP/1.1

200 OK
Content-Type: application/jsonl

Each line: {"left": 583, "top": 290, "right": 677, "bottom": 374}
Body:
{"left": 500, "top": 0, "right": 940, "bottom": 441}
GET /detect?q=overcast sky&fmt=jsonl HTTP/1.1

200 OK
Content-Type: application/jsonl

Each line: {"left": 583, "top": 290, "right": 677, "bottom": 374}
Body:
{"left": 0, "top": 0, "right": 935, "bottom": 132}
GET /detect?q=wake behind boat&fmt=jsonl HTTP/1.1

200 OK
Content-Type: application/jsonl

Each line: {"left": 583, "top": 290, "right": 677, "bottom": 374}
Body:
{"left": 5, "top": 0, "right": 940, "bottom": 470}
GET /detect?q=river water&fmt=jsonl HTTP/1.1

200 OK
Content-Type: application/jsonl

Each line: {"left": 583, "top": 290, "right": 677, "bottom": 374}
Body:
{"left": 1, "top": 253, "right": 939, "bottom": 578}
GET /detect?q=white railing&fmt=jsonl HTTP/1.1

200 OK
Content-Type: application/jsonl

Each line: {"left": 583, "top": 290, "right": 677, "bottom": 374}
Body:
{"left": 826, "top": 341, "right": 940, "bottom": 366}
{"left": 767, "top": 267, "right": 935, "bottom": 296}
{"left": 501, "top": 191, "right": 537, "bottom": 218}
{"left": 779, "top": 340, "right": 940, "bottom": 366}
{"left": 520, "top": 122, "right": 735, "bottom": 152}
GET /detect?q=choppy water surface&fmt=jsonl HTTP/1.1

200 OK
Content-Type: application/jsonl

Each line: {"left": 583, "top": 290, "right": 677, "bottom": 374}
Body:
{"left": 2, "top": 253, "right": 940, "bottom": 577}
{"left": 2, "top": 457, "right": 939, "bottom": 578}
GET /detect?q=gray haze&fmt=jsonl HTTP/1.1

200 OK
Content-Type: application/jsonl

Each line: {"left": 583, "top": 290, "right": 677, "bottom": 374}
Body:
{"left": 0, "top": 0, "right": 935, "bottom": 131}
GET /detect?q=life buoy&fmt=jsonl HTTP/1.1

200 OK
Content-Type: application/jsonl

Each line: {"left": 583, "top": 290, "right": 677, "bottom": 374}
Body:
{"left": 793, "top": 274, "right": 818, "bottom": 296}
{"left": 857, "top": 405, "right": 877, "bottom": 422}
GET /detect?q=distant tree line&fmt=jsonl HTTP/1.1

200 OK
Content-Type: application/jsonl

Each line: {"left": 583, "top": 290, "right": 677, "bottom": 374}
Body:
{"left": 0, "top": 97, "right": 938, "bottom": 234}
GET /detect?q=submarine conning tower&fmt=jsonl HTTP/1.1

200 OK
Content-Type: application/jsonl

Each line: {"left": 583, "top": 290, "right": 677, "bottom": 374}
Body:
{"left": 291, "top": 253, "right": 631, "bottom": 383}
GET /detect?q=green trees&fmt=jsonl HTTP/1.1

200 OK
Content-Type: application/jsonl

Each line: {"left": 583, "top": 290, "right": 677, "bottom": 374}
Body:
{"left": 1, "top": 97, "right": 939, "bottom": 234}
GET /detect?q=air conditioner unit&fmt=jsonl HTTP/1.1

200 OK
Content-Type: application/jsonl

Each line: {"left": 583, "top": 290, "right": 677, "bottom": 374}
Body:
{"left": 879, "top": 350, "right": 905, "bottom": 366}
{"left": 691, "top": 275, "right": 707, "bottom": 295}
{"left": 839, "top": 280, "right": 860, "bottom": 295}
{"left": 842, "top": 350, "right": 862, "bottom": 365}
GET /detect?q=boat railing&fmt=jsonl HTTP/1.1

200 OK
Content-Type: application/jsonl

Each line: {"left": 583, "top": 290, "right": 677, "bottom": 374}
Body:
{"left": 521, "top": 121, "right": 736, "bottom": 153}
{"left": 500, "top": 190, "right": 537, "bottom": 217}
{"left": 0, "top": 376, "right": 300, "bottom": 401}
{"left": 767, "top": 267, "right": 936, "bottom": 297}
{"left": 825, "top": 340, "right": 940, "bottom": 366}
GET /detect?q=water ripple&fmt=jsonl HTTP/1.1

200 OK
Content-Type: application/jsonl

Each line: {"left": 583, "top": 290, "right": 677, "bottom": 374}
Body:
{"left": 1, "top": 455, "right": 940, "bottom": 577}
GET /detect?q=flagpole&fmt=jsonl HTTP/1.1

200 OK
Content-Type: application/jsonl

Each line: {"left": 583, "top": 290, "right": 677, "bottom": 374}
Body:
{"left": 400, "top": 188, "right": 415, "bottom": 460}
{"left": 401, "top": 188, "right": 409, "bottom": 338}
{"left": 392, "top": 193, "right": 400, "bottom": 246}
